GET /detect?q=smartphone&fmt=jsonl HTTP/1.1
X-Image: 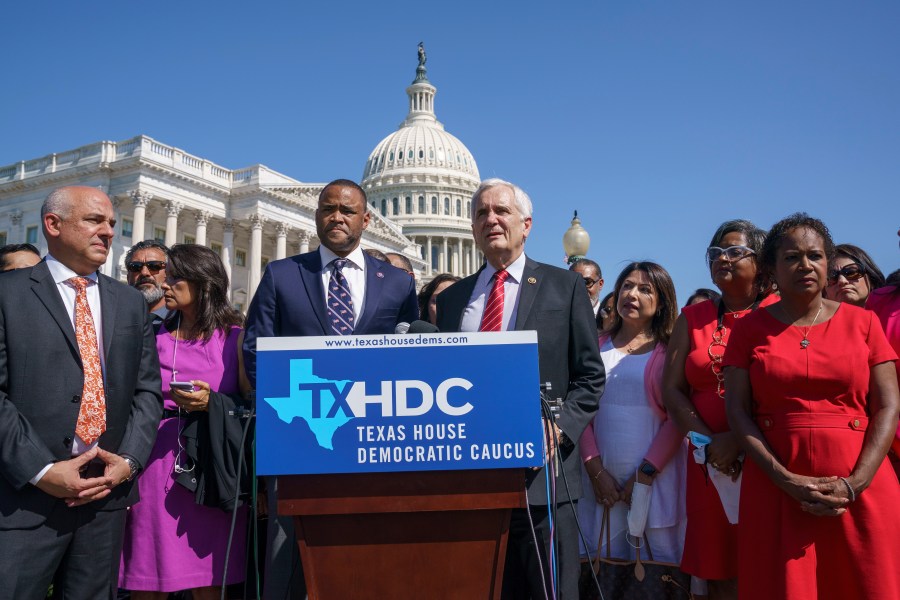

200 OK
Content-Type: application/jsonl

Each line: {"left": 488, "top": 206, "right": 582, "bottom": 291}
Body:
{"left": 170, "top": 381, "right": 196, "bottom": 392}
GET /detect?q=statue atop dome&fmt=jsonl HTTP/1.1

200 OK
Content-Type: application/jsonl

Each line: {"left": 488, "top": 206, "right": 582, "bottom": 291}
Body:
{"left": 413, "top": 42, "right": 429, "bottom": 84}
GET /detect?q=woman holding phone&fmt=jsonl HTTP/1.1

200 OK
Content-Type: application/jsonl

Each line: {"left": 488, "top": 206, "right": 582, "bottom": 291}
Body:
{"left": 119, "top": 244, "right": 250, "bottom": 600}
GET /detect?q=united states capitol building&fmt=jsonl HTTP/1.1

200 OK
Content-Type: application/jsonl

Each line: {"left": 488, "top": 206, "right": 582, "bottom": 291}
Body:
{"left": 0, "top": 47, "right": 482, "bottom": 311}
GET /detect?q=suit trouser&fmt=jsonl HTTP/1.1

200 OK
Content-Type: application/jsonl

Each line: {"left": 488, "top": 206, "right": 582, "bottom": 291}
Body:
{"left": 263, "top": 476, "right": 307, "bottom": 600}
{"left": 0, "top": 502, "right": 126, "bottom": 600}
{"left": 501, "top": 502, "right": 580, "bottom": 600}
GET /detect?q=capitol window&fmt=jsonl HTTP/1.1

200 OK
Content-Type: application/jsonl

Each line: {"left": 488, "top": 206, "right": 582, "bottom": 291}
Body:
{"left": 392, "top": 197, "right": 399, "bottom": 215}
{"left": 0, "top": 232, "right": 6, "bottom": 246}
{"left": 389, "top": 151, "right": 394, "bottom": 161}
{"left": 418, "top": 196, "right": 425, "bottom": 213}
{"left": 456, "top": 199, "right": 462, "bottom": 216}
{"left": 407, "top": 149, "right": 413, "bottom": 160}
{"left": 429, "top": 149, "right": 434, "bottom": 159}
{"left": 381, "top": 199, "right": 387, "bottom": 216}
{"left": 121, "top": 218, "right": 133, "bottom": 238}
{"left": 418, "top": 149, "right": 424, "bottom": 159}
{"left": 154, "top": 228, "right": 166, "bottom": 244}
{"left": 432, "top": 196, "right": 438, "bottom": 213}
{"left": 444, "top": 197, "right": 450, "bottom": 215}
{"left": 25, "top": 226, "right": 38, "bottom": 245}
{"left": 405, "top": 196, "right": 412, "bottom": 213}
{"left": 183, "top": 234, "right": 195, "bottom": 245}
{"left": 211, "top": 242, "right": 223, "bottom": 256}
{"left": 235, "top": 249, "right": 247, "bottom": 267}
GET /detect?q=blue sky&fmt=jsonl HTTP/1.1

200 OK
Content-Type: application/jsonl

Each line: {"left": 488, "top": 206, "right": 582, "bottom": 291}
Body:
{"left": 2, "top": 1, "right": 898, "bottom": 301}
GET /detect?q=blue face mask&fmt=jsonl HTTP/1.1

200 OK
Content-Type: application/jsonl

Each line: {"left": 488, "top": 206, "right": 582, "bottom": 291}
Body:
{"left": 689, "top": 431, "right": 712, "bottom": 448}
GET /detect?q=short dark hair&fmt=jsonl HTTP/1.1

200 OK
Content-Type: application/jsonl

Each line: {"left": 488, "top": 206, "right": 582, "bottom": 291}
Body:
{"left": 364, "top": 248, "right": 389, "bottom": 262}
{"left": 606, "top": 262, "right": 678, "bottom": 345}
{"left": 569, "top": 258, "right": 602, "bottom": 279}
{"left": 0, "top": 243, "right": 40, "bottom": 270}
{"left": 417, "top": 273, "right": 461, "bottom": 321}
{"left": 319, "top": 179, "right": 368, "bottom": 206}
{"left": 163, "top": 244, "right": 242, "bottom": 341}
{"left": 886, "top": 268, "right": 900, "bottom": 288}
{"left": 708, "top": 219, "right": 771, "bottom": 299}
{"left": 833, "top": 243, "right": 886, "bottom": 290}
{"left": 386, "top": 252, "right": 414, "bottom": 273}
{"left": 761, "top": 212, "right": 835, "bottom": 274}
{"left": 685, "top": 288, "right": 722, "bottom": 307}
{"left": 125, "top": 240, "right": 169, "bottom": 265}
{"left": 595, "top": 291, "right": 615, "bottom": 330}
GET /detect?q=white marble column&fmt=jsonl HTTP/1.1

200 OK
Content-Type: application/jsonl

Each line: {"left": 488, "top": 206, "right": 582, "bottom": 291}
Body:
{"left": 194, "top": 211, "right": 212, "bottom": 246}
{"left": 222, "top": 219, "right": 234, "bottom": 300}
{"left": 299, "top": 231, "right": 310, "bottom": 254}
{"left": 248, "top": 214, "right": 267, "bottom": 299}
{"left": 276, "top": 222, "right": 291, "bottom": 260}
{"left": 441, "top": 237, "right": 448, "bottom": 273}
{"left": 470, "top": 241, "right": 478, "bottom": 275}
{"left": 8, "top": 211, "right": 22, "bottom": 244}
{"left": 129, "top": 190, "right": 151, "bottom": 243}
{"left": 426, "top": 236, "right": 433, "bottom": 276}
{"left": 164, "top": 201, "right": 183, "bottom": 248}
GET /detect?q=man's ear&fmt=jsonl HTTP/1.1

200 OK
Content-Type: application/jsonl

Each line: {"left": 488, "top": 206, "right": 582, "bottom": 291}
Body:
{"left": 43, "top": 213, "right": 62, "bottom": 239}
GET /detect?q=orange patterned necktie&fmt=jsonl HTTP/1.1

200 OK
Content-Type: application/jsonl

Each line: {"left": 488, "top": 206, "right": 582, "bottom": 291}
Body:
{"left": 69, "top": 276, "right": 106, "bottom": 445}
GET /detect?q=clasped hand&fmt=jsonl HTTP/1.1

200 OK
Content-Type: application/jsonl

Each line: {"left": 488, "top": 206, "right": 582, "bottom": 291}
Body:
{"left": 35, "top": 446, "right": 132, "bottom": 507}
{"left": 785, "top": 474, "right": 852, "bottom": 517}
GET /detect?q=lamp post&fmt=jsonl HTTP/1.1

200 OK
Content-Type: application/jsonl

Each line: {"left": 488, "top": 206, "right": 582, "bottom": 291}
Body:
{"left": 562, "top": 210, "right": 590, "bottom": 264}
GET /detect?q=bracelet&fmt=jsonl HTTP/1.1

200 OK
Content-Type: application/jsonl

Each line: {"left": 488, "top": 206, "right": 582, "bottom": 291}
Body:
{"left": 839, "top": 476, "right": 856, "bottom": 502}
{"left": 592, "top": 467, "right": 606, "bottom": 480}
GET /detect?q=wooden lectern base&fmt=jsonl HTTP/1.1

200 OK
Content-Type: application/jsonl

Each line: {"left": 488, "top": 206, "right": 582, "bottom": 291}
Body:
{"left": 278, "top": 469, "right": 527, "bottom": 600}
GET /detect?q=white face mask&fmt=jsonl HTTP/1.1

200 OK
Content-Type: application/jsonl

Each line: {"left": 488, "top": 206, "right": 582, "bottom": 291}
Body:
{"left": 627, "top": 480, "right": 652, "bottom": 538}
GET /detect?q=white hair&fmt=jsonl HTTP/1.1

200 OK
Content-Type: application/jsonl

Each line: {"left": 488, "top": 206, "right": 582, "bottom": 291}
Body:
{"left": 470, "top": 178, "right": 533, "bottom": 222}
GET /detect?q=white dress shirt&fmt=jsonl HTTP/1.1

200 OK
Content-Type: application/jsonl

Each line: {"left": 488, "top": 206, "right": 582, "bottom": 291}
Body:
{"left": 460, "top": 252, "right": 527, "bottom": 333}
{"left": 318, "top": 245, "right": 367, "bottom": 323}
{"left": 32, "top": 256, "right": 106, "bottom": 483}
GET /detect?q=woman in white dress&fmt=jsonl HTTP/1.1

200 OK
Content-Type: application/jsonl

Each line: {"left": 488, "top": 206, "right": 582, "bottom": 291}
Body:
{"left": 578, "top": 261, "right": 687, "bottom": 563}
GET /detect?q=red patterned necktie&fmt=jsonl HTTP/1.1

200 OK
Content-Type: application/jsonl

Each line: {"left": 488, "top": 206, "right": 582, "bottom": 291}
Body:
{"left": 479, "top": 270, "right": 509, "bottom": 332}
{"left": 69, "top": 277, "right": 106, "bottom": 444}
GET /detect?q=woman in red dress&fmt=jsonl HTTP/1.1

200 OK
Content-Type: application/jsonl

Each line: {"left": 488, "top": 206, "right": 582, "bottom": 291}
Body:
{"left": 663, "top": 219, "right": 776, "bottom": 600}
{"left": 724, "top": 213, "right": 900, "bottom": 599}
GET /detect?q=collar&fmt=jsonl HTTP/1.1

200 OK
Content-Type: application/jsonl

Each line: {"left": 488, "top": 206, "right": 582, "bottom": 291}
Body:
{"left": 318, "top": 245, "right": 366, "bottom": 271}
{"left": 45, "top": 254, "right": 99, "bottom": 286}
{"left": 483, "top": 251, "right": 527, "bottom": 284}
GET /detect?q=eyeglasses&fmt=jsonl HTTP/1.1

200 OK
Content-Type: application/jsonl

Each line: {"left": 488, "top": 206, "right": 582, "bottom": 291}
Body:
{"left": 582, "top": 277, "right": 599, "bottom": 288}
{"left": 827, "top": 263, "right": 865, "bottom": 285}
{"left": 126, "top": 260, "right": 167, "bottom": 273}
{"left": 706, "top": 245, "right": 755, "bottom": 265}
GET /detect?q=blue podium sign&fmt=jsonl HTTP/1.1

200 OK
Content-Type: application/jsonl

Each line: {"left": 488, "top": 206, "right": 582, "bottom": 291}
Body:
{"left": 256, "top": 331, "right": 544, "bottom": 475}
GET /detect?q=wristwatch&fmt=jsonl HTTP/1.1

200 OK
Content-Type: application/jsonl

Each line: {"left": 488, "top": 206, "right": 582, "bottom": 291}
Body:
{"left": 122, "top": 456, "right": 141, "bottom": 482}
{"left": 639, "top": 462, "right": 658, "bottom": 478}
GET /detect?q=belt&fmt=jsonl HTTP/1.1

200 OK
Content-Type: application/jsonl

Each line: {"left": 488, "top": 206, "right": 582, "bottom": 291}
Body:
{"left": 756, "top": 413, "right": 868, "bottom": 432}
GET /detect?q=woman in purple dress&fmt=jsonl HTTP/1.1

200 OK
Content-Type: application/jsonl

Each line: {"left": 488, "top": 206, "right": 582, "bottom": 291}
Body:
{"left": 120, "top": 244, "right": 250, "bottom": 600}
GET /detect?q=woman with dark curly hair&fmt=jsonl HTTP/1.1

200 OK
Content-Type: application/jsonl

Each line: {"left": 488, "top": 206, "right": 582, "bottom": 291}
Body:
{"left": 120, "top": 244, "right": 251, "bottom": 600}
{"left": 823, "top": 243, "right": 886, "bottom": 307}
{"left": 417, "top": 273, "right": 460, "bottom": 324}
{"left": 724, "top": 213, "right": 900, "bottom": 599}
{"left": 663, "top": 219, "right": 777, "bottom": 600}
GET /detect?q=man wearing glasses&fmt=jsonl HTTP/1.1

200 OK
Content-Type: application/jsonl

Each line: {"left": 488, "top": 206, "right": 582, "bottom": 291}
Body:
{"left": 124, "top": 240, "right": 170, "bottom": 324}
{"left": 569, "top": 258, "right": 604, "bottom": 317}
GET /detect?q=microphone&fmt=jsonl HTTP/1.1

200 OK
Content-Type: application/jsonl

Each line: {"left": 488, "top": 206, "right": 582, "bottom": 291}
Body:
{"left": 394, "top": 322, "right": 411, "bottom": 334}
{"left": 407, "top": 320, "right": 440, "bottom": 334}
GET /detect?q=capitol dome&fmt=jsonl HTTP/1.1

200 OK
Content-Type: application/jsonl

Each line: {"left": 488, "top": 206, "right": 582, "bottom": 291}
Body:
{"left": 361, "top": 44, "right": 484, "bottom": 281}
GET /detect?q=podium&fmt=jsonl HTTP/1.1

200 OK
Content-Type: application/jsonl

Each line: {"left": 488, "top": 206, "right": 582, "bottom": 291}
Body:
{"left": 278, "top": 469, "right": 527, "bottom": 599}
{"left": 257, "top": 331, "right": 543, "bottom": 600}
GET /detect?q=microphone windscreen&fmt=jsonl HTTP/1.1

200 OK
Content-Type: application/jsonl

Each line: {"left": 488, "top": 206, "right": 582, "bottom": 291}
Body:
{"left": 394, "top": 322, "right": 411, "bottom": 334}
{"left": 407, "top": 320, "right": 440, "bottom": 334}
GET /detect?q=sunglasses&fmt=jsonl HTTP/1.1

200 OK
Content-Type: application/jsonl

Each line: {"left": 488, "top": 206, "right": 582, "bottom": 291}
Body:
{"left": 706, "top": 245, "right": 755, "bottom": 265}
{"left": 126, "top": 260, "right": 167, "bottom": 273}
{"left": 827, "top": 263, "right": 865, "bottom": 285}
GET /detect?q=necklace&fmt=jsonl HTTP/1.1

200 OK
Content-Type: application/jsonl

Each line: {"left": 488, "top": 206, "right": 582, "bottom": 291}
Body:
{"left": 783, "top": 302, "right": 824, "bottom": 349}
{"left": 619, "top": 330, "right": 653, "bottom": 354}
{"left": 709, "top": 298, "right": 760, "bottom": 398}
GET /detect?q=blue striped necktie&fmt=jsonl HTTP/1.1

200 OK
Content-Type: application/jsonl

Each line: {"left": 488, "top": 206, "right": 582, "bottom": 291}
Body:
{"left": 327, "top": 258, "right": 355, "bottom": 335}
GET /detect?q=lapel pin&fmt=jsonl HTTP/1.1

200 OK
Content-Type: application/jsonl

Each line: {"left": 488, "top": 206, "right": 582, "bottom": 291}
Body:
{"left": 527, "top": 277, "right": 537, "bottom": 284}
{"left": 376, "top": 272, "right": 384, "bottom": 278}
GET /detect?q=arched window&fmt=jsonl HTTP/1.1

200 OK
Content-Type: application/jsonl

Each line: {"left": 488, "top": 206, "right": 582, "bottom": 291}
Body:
{"left": 432, "top": 196, "right": 438, "bottom": 213}
{"left": 456, "top": 199, "right": 462, "bottom": 216}
{"left": 392, "top": 197, "right": 399, "bottom": 215}
{"left": 389, "top": 151, "right": 394, "bottom": 162}
{"left": 405, "top": 196, "right": 412, "bottom": 213}
{"left": 381, "top": 199, "right": 387, "bottom": 216}
{"left": 444, "top": 197, "right": 450, "bottom": 215}
{"left": 407, "top": 149, "right": 413, "bottom": 160}
{"left": 418, "top": 149, "right": 424, "bottom": 159}
{"left": 429, "top": 149, "right": 434, "bottom": 159}
{"left": 418, "top": 196, "right": 425, "bottom": 213}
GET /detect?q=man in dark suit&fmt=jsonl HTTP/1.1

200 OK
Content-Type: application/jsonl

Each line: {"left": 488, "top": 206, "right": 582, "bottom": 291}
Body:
{"left": 436, "top": 178, "right": 604, "bottom": 599}
{"left": 244, "top": 178, "right": 418, "bottom": 599}
{"left": 0, "top": 186, "right": 163, "bottom": 599}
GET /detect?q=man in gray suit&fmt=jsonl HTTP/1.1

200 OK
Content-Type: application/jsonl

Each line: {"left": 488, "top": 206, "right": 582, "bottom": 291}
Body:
{"left": 436, "top": 178, "right": 604, "bottom": 599}
{"left": 0, "top": 186, "right": 163, "bottom": 599}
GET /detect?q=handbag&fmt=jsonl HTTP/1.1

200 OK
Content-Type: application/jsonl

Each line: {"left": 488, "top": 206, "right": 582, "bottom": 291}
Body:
{"left": 579, "top": 506, "right": 693, "bottom": 600}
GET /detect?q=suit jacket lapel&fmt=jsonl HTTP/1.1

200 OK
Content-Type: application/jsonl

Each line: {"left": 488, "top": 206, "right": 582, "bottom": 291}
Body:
{"left": 355, "top": 253, "right": 383, "bottom": 333}
{"left": 514, "top": 257, "right": 542, "bottom": 331}
{"left": 299, "top": 252, "right": 330, "bottom": 333}
{"left": 98, "top": 274, "right": 117, "bottom": 359}
{"left": 29, "top": 261, "right": 79, "bottom": 357}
